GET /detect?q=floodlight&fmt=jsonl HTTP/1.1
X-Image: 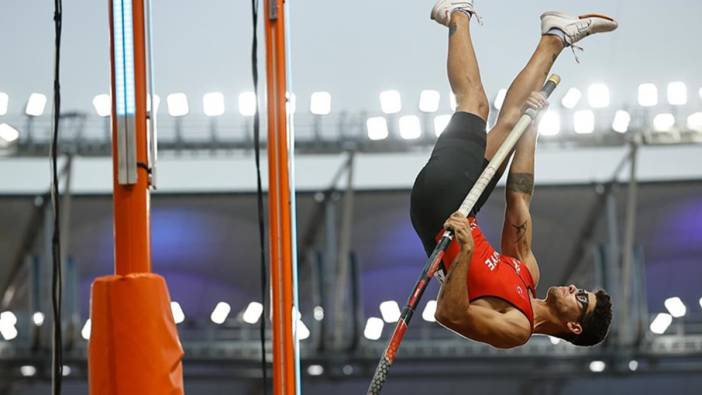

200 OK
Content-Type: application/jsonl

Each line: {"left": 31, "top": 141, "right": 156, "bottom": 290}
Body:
{"left": 0, "top": 92, "right": 8, "bottom": 115}
{"left": 210, "top": 302, "right": 231, "bottom": 324}
{"left": 379, "top": 90, "right": 402, "bottom": 114}
{"left": 664, "top": 297, "right": 686, "bottom": 318}
{"left": 653, "top": 113, "right": 675, "bottom": 132}
{"left": 242, "top": 302, "right": 264, "bottom": 324}
{"left": 667, "top": 81, "right": 687, "bottom": 105}
{"left": 419, "top": 90, "right": 440, "bottom": 113}
{"left": 25, "top": 93, "right": 47, "bottom": 116}
{"left": 561, "top": 88, "right": 582, "bottom": 109}
{"left": 422, "top": 300, "right": 437, "bottom": 322}
{"left": 493, "top": 89, "right": 507, "bottom": 110}
{"left": 93, "top": 94, "right": 112, "bottom": 117}
{"left": 239, "top": 92, "right": 257, "bottom": 116}
{"left": 363, "top": 317, "right": 384, "bottom": 340}
{"left": 166, "top": 93, "right": 189, "bottom": 117}
{"left": 310, "top": 91, "right": 331, "bottom": 115}
{"left": 538, "top": 110, "right": 560, "bottom": 136}
{"left": 638, "top": 83, "right": 658, "bottom": 107}
{"left": 203, "top": 92, "right": 225, "bottom": 117}
{"left": 612, "top": 110, "right": 631, "bottom": 133}
{"left": 399, "top": 115, "right": 422, "bottom": 140}
{"left": 650, "top": 313, "right": 672, "bottom": 334}
{"left": 573, "top": 110, "right": 595, "bottom": 134}
{"left": 434, "top": 114, "right": 452, "bottom": 137}
{"left": 379, "top": 300, "right": 401, "bottom": 323}
{"left": 367, "top": 117, "right": 389, "bottom": 140}
{"left": 587, "top": 84, "right": 610, "bottom": 108}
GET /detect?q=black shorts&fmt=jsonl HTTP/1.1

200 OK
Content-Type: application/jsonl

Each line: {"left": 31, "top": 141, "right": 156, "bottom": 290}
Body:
{"left": 409, "top": 112, "right": 499, "bottom": 256}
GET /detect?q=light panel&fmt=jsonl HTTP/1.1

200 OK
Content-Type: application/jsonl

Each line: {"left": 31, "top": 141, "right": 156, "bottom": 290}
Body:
{"left": 434, "top": 114, "right": 452, "bottom": 137}
{"left": 167, "top": 93, "right": 189, "bottom": 117}
{"left": 239, "top": 92, "right": 257, "bottom": 116}
{"left": 113, "top": 0, "right": 135, "bottom": 115}
{"left": 313, "top": 306, "right": 324, "bottom": 321}
{"left": 493, "top": 88, "right": 507, "bottom": 110}
{"left": 93, "top": 94, "right": 112, "bottom": 117}
{"left": 589, "top": 360, "right": 606, "bottom": 373}
{"left": 667, "top": 81, "right": 687, "bottom": 105}
{"left": 419, "top": 90, "right": 440, "bottom": 113}
{"left": 686, "top": 112, "right": 702, "bottom": 132}
{"left": 0, "top": 92, "right": 8, "bottom": 115}
{"left": 653, "top": 113, "right": 675, "bottom": 132}
{"left": 363, "top": 317, "right": 384, "bottom": 340}
{"left": 242, "top": 301, "right": 264, "bottom": 324}
{"left": 638, "top": 83, "right": 658, "bottom": 107}
{"left": 81, "top": 319, "right": 91, "bottom": 340}
{"left": 379, "top": 90, "right": 402, "bottom": 114}
{"left": 310, "top": 91, "right": 331, "bottom": 115}
{"left": 307, "top": 365, "right": 323, "bottom": 376}
{"left": 203, "top": 92, "right": 225, "bottom": 117}
{"left": 573, "top": 110, "right": 595, "bottom": 134}
{"left": 0, "top": 123, "right": 20, "bottom": 145}
{"left": 367, "top": 117, "right": 389, "bottom": 141}
{"left": 210, "top": 302, "right": 231, "bottom": 324}
{"left": 538, "top": 110, "right": 560, "bottom": 136}
{"left": 25, "top": 93, "right": 47, "bottom": 116}
{"left": 650, "top": 313, "right": 672, "bottom": 334}
{"left": 422, "top": 300, "right": 437, "bottom": 322}
{"left": 612, "top": 110, "right": 631, "bottom": 133}
{"left": 561, "top": 88, "right": 582, "bottom": 109}
{"left": 664, "top": 297, "right": 686, "bottom": 318}
{"left": 32, "top": 312, "right": 45, "bottom": 326}
{"left": 20, "top": 366, "right": 37, "bottom": 377}
{"left": 399, "top": 115, "right": 422, "bottom": 140}
{"left": 297, "top": 320, "right": 310, "bottom": 340}
{"left": 171, "top": 301, "right": 185, "bottom": 324}
{"left": 379, "top": 300, "right": 402, "bottom": 323}
{"left": 587, "top": 84, "right": 610, "bottom": 108}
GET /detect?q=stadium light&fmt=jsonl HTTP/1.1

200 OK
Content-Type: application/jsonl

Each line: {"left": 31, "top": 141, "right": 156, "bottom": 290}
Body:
{"left": 20, "top": 366, "right": 37, "bottom": 377}
{"left": 638, "top": 83, "right": 658, "bottom": 107}
{"left": 664, "top": 297, "right": 686, "bottom": 318}
{"left": 612, "top": 110, "right": 631, "bottom": 133}
{"left": 93, "top": 94, "right": 112, "bottom": 117}
{"left": 434, "top": 114, "right": 452, "bottom": 137}
{"left": 561, "top": 88, "right": 582, "bottom": 109}
{"left": 650, "top": 313, "right": 673, "bottom": 334}
{"left": 0, "top": 92, "right": 8, "bottom": 115}
{"left": 297, "top": 320, "right": 310, "bottom": 340}
{"left": 81, "top": 319, "right": 91, "bottom": 340}
{"left": 589, "top": 360, "right": 606, "bottom": 373}
{"left": 242, "top": 302, "right": 264, "bottom": 324}
{"left": 667, "top": 81, "right": 687, "bottom": 105}
{"left": 0, "top": 123, "right": 20, "bottom": 146}
{"left": 549, "top": 336, "right": 561, "bottom": 345}
{"left": 493, "top": 88, "right": 507, "bottom": 111}
{"left": 379, "top": 300, "right": 402, "bottom": 323}
{"left": 653, "top": 113, "right": 675, "bottom": 132}
{"left": 399, "top": 115, "right": 422, "bottom": 140}
{"left": 203, "top": 92, "right": 225, "bottom": 117}
{"left": 628, "top": 360, "right": 639, "bottom": 372}
{"left": 63, "top": 365, "right": 72, "bottom": 377}
{"left": 210, "top": 302, "right": 231, "bottom": 325}
{"left": 449, "top": 92, "right": 457, "bottom": 111}
{"left": 422, "top": 300, "right": 437, "bottom": 322}
{"left": 573, "top": 110, "right": 595, "bottom": 134}
{"left": 587, "top": 84, "right": 610, "bottom": 108}
{"left": 379, "top": 90, "right": 402, "bottom": 114}
{"left": 307, "top": 365, "right": 323, "bottom": 376}
{"left": 687, "top": 113, "right": 702, "bottom": 132}
{"left": 419, "top": 90, "right": 440, "bottom": 113}
{"left": 239, "top": 92, "right": 257, "bottom": 116}
{"left": 367, "top": 117, "right": 389, "bottom": 141}
{"left": 147, "top": 94, "right": 161, "bottom": 114}
{"left": 25, "top": 93, "right": 47, "bottom": 116}
{"left": 538, "top": 110, "right": 560, "bottom": 136}
{"left": 166, "top": 93, "right": 189, "bottom": 117}
{"left": 32, "top": 312, "right": 45, "bottom": 327}
{"left": 310, "top": 91, "right": 331, "bottom": 115}
{"left": 171, "top": 301, "right": 185, "bottom": 324}
{"left": 313, "top": 306, "right": 324, "bottom": 321}
{"left": 363, "top": 317, "right": 384, "bottom": 340}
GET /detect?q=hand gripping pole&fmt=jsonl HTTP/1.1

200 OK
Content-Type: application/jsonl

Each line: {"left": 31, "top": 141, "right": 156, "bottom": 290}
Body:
{"left": 366, "top": 75, "right": 561, "bottom": 395}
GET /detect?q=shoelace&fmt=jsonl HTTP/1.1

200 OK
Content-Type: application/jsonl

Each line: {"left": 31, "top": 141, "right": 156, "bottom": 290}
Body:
{"left": 569, "top": 44, "right": 584, "bottom": 63}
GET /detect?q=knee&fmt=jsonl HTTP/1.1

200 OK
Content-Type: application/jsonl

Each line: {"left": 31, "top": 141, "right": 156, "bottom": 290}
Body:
{"left": 495, "top": 107, "right": 522, "bottom": 131}
{"left": 456, "top": 91, "right": 489, "bottom": 121}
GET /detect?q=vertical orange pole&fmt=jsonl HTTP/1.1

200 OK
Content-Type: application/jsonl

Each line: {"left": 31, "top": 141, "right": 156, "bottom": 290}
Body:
{"left": 111, "top": 0, "right": 151, "bottom": 276}
{"left": 264, "top": 0, "right": 297, "bottom": 393}
{"left": 89, "top": 1, "right": 184, "bottom": 394}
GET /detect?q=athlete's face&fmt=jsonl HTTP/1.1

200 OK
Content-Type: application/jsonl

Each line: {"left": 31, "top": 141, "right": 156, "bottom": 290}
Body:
{"left": 546, "top": 284, "right": 596, "bottom": 334}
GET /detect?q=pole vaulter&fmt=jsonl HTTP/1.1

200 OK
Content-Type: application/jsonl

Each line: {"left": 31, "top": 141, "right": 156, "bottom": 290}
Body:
{"left": 264, "top": 0, "right": 301, "bottom": 393}
{"left": 89, "top": 1, "right": 184, "bottom": 394}
{"left": 367, "top": 75, "right": 561, "bottom": 394}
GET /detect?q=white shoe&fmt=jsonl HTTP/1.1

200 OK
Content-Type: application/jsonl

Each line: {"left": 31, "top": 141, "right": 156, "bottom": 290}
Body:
{"left": 541, "top": 12, "right": 618, "bottom": 47}
{"left": 431, "top": 0, "right": 481, "bottom": 27}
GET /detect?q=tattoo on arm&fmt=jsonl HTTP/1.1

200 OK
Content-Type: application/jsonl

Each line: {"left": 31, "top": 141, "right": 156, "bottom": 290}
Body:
{"left": 511, "top": 221, "right": 528, "bottom": 242}
{"left": 449, "top": 22, "right": 457, "bottom": 36}
{"left": 507, "top": 173, "right": 535, "bottom": 195}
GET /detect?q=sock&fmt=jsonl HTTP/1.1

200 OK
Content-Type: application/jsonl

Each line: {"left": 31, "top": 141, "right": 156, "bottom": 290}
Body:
{"left": 545, "top": 28, "right": 568, "bottom": 46}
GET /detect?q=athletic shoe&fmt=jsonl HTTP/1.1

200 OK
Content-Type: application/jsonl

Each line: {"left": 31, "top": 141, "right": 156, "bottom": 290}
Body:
{"left": 431, "top": 0, "right": 482, "bottom": 27}
{"left": 541, "top": 12, "right": 618, "bottom": 61}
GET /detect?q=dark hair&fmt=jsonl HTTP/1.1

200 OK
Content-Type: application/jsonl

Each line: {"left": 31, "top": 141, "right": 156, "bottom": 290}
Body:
{"left": 560, "top": 289, "right": 612, "bottom": 347}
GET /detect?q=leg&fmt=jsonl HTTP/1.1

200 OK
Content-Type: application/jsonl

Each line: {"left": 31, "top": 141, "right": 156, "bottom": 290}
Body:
{"left": 486, "top": 35, "right": 564, "bottom": 160}
{"left": 448, "top": 12, "right": 489, "bottom": 121}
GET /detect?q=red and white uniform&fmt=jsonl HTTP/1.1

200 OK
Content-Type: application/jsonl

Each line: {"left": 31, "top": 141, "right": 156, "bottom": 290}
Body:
{"left": 436, "top": 217, "right": 537, "bottom": 329}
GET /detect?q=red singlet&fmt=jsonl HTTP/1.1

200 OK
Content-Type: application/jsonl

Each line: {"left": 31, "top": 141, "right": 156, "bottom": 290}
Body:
{"left": 436, "top": 217, "right": 537, "bottom": 328}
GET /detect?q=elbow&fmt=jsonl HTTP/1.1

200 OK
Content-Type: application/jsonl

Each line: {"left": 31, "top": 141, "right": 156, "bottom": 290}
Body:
{"left": 434, "top": 305, "right": 468, "bottom": 332}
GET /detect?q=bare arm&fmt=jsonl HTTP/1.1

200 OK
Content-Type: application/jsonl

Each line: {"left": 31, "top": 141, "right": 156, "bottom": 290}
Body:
{"left": 501, "top": 93, "right": 544, "bottom": 267}
{"left": 435, "top": 213, "right": 531, "bottom": 348}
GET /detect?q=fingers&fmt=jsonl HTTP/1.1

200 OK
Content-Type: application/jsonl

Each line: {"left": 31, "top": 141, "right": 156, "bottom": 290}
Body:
{"left": 526, "top": 91, "right": 549, "bottom": 111}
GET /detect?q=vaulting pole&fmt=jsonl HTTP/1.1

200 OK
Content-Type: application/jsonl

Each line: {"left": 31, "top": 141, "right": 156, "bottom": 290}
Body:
{"left": 89, "top": 1, "right": 184, "bottom": 393}
{"left": 264, "top": 0, "right": 298, "bottom": 393}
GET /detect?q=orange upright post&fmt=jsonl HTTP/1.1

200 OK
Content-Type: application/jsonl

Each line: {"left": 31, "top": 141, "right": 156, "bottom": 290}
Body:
{"left": 264, "top": 0, "right": 298, "bottom": 393}
{"left": 88, "top": 1, "right": 184, "bottom": 394}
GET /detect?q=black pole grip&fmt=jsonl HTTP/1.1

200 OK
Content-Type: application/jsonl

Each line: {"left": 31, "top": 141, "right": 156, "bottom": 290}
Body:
{"left": 541, "top": 74, "right": 561, "bottom": 98}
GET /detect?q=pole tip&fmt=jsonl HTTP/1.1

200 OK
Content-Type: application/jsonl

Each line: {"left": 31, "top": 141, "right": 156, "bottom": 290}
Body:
{"left": 548, "top": 74, "right": 561, "bottom": 86}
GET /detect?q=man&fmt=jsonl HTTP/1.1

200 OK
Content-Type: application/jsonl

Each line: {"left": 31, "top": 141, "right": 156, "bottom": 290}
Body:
{"left": 410, "top": 0, "right": 616, "bottom": 349}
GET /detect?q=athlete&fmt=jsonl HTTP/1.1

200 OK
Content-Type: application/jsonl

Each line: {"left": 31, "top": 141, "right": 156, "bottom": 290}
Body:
{"left": 410, "top": 0, "right": 616, "bottom": 348}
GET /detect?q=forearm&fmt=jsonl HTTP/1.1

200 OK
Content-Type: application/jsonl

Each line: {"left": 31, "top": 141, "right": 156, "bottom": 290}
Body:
{"left": 506, "top": 123, "right": 537, "bottom": 204}
{"left": 436, "top": 248, "right": 473, "bottom": 321}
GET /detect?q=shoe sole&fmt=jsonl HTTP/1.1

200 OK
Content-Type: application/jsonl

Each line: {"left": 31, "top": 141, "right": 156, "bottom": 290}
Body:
{"left": 542, "top": 11, "right": 616, "bottom": 23}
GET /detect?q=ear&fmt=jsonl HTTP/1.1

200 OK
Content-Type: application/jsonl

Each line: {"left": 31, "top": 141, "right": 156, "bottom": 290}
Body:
{"left": 566, "top": 321, "right": 583, "bottom": 335}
